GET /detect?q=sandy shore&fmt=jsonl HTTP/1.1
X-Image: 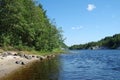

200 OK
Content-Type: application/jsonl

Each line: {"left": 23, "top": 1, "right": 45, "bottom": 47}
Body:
{"left": 0, "top": 51, "right": 54, "bottom": 79}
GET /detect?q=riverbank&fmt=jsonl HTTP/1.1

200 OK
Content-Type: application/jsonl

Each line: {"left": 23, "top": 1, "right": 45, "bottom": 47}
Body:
{"left": 0, "top": 51, "right": 56, "bottom": 79}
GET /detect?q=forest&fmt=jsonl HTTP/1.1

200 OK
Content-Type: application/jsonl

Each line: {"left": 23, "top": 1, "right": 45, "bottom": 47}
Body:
{"left": 69, "top": 33, "right": 120, "bottom": 50}
{"left": 0, "top": 0, "right": 66, "bottom": 52}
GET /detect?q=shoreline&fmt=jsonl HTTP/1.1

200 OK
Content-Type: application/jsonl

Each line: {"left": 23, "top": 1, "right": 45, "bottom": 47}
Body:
{"left": 0, "top": 51, "right": 56, "bottom": 79}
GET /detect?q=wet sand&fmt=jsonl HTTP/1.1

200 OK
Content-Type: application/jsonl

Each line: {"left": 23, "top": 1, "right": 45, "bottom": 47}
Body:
{"left": 0, "top": 51, "right": 47, "bottom": 79}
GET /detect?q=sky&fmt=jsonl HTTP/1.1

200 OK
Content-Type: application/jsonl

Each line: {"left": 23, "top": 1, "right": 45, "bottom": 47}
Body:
{"left": 37, "top": 0, "right": 120, "bottom": 46}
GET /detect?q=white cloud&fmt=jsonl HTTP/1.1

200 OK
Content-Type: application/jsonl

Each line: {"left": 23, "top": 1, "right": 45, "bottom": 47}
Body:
{"left": 72, "top": 26, "right": 83, "bottom": 30}
{"left": 87, "top": 4, "right": 96, "bottom": 11}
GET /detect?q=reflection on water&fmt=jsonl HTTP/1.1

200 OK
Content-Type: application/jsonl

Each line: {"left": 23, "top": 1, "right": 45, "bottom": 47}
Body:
{"left": 2, "top": 57, "right": 59, "bottom": 80}
{"left": 2, "top": 50, "right": 120, "bottom": 80}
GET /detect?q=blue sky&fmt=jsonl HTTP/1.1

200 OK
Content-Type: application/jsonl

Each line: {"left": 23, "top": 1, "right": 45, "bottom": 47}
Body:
{"left": 38, "top": 0, "right": 120, "bottom": 46}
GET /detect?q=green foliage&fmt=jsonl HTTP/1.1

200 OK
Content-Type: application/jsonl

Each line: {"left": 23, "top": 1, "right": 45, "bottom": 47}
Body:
{"left": 0, "top": 0, "right": 65, "bottom": 52}
{"left": 69, "top": 33, "right": 120, "bottom": 50}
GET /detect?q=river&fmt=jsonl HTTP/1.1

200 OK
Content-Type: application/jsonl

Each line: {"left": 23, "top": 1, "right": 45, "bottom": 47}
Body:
{"left": 4, "top": 50, "right": 120, "bottom": 80}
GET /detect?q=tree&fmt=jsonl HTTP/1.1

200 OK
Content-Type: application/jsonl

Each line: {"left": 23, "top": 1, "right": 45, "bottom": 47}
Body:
{"left": 0, "top": 0, "right": 65, "bottom": 52}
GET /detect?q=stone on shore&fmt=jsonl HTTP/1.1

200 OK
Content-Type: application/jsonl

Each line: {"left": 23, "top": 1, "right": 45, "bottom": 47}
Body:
{"left": 0, "top": 51, "right": 57, "bottom": 79}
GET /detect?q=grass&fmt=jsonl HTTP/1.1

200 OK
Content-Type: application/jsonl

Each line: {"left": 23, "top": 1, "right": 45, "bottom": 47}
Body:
{"left": 0, "top": 47, "right": 66, "bottom": 56}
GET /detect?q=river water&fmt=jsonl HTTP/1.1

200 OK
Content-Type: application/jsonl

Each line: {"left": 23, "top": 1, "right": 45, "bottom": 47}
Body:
{"left": 4, "top": 50, "right": 120, "bottom": 80}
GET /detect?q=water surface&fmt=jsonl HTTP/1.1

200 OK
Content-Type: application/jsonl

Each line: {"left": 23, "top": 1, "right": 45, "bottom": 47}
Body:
{"left": 59, "top": 50, "right": 120, "bottom": 80}
{"left": 3, "top": 50, "right": 120, "bottom": 80}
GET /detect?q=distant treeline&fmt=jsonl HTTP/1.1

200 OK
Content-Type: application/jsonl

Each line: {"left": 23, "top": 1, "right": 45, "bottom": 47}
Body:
{"left": 0, "top": 0, "right": 66, "bottom": 51}
{"left": 69, "top": 33, "right": 120, "bottom": 50}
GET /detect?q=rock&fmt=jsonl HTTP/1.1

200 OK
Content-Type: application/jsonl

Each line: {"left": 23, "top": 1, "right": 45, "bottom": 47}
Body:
{"left": 36, "top": 56, "right": 40, "bottom": 58}
{"left": 13, "top": 53, "right": 18, "bottom": 56}
{"left": 52, "top": 54, "right": 56, "bottom": 57}
{"left": 39, "top": 56, "right": 43, "bottom": 61}
{"left": 46, "top": 55, "right": 50, "bottom": 59}
{"left": 117, "top": 46, "right": 120, "bottom": 49}
{"left": 17, "top": 52, "right": 25, "bottom": 58}
{"left": 15, "top": 61, "right": 25, "bottom": 65}
{"left": 21, "top": 62, "right": 25, "bottom": 65}
{"left": 2, "top": 52, "right": 8, "bottom": 57}
{"left": 32, "top": 55, "right": 35, "bottom": 58}
{"left": 25, "top": 55, "right": 32, "bottom": 60}
{"left": 15, "top": 61, "right": 20, "bottom": 64}
{"left": 19, "top": 53, "right": 25, "bottom": 58}
{"left": 7, "top": 52, "right": 12, "bottom": 55}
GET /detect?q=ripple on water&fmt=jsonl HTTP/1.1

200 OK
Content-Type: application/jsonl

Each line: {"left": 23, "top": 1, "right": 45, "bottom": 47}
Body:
{"left": 59, "top": 50, "right": 120, "bottom": 80}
